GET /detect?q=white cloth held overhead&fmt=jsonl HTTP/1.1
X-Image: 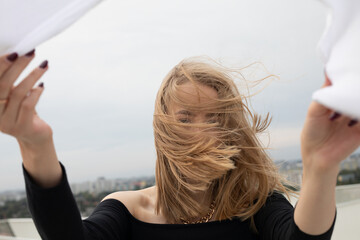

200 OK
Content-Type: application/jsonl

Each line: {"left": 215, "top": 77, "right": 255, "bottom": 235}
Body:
{"left": 313, "top": 0, "right": 360, "bottom": 119}
{"left": 0, "top": 0, "right": 103, "bottom": 56}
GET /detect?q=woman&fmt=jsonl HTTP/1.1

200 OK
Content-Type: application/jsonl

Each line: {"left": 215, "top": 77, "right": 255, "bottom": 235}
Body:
{"left": 0, "top": 50, "right": 359, "bottom": 240}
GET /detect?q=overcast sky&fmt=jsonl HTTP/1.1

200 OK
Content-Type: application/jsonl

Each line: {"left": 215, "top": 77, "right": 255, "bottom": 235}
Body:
{"left": 1, "top": 0, "right": 355, "bottom": 192}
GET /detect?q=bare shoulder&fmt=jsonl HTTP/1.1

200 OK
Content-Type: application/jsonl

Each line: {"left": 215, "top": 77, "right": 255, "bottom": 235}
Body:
{"left": 101, "top": 186, "right": 159, "bottom": 221}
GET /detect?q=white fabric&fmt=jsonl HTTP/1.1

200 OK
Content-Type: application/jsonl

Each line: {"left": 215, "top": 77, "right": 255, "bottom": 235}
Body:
{"left": 313, "top": 0, "right": 360, "bottom": 119}
{"left": 0, "top": 0, "right": 103, "bottom": 56}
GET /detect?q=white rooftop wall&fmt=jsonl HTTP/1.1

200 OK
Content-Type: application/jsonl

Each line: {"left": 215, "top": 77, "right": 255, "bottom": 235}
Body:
{"left": 7, "top": 219, "right": 40, "bottom": 239}
{"left": 332, "top": 200, "right": 360, "bottom": 240}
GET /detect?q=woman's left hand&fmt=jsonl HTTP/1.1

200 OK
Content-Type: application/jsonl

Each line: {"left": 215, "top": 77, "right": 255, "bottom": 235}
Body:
{"left": 295, "top": 75, "right": 359, "bottom": 235}
{"left": 301, "top": 75, "right": 360, "bottom": 174}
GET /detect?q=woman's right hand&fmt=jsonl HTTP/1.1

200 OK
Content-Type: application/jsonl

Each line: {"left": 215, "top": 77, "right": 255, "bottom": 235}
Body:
{"left": 0, "top": 51, "right": 62, "bottom": 188}
{"left": 0, "top": 51, "right": 51, "bottom": 145}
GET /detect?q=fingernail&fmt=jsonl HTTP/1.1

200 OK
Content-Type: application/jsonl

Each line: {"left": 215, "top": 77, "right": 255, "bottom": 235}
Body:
{"left": 38, "top": 82, "right": 44, "bottom": 88}
{"left": 39, "top": 60, "right": 48, "bottom": 69}
{"left": 348, "top": 120, "right": 358, "bottom": 127}
{"left": 329, "top": 112, "right": 341, "bottom": 121}
{"left": 25, "top": 49, "right": 35, "bottom": 57}
{"left": 6, "top": 52, "right": 18, "bottom": 62}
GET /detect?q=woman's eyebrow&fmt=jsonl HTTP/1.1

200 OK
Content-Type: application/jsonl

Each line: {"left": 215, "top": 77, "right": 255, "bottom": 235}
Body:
{"left": 176, "top": 110, "right": 192, "bottom": 116}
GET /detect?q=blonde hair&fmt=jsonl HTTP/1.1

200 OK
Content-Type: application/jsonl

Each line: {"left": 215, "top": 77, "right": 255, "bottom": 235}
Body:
{"left": 153, "top": 57, "right": 293, "bottom": 229}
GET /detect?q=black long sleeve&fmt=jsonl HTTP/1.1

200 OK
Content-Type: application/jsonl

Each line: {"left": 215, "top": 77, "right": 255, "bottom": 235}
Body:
{"left": 24, "top": 163, "right": 86, "bottom": 240}
{"left": 23, "top": 162, "right": 335, "bottom": 240}
{"left": 254, "top": 192, "right": 335, "bottom": 240}
{"left": 24, "top": 163, "right": 131, "bottom": 240}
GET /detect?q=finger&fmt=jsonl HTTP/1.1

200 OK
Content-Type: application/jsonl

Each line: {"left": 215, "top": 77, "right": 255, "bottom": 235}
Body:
{"left": 321, "top": 72, "right": 332, "bottom": 88}
{"left": 1, "top": 61, "right": 48, "bottom": 125}
{"left": 0, "top": 50, "right": 36, "bottom": 99}
{"left": 348, "top": 119, "right": 358, "bottom": 127}
{"left": 0, "top": 53, "right": 18, "bottom": 79}
{"left": 0, "top": 86, "right": 15, "bottom": 115}
{"left": 16, "top": 83, "right": 44, "bottom": 129}
{"left": 0, "top": 53, "right": 19, "bottom": 113}
{"left": 329, "top": 112, "right": 341, "bottom": 121}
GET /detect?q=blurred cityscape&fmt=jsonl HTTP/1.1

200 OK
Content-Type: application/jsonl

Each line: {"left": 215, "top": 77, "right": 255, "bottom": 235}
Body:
{"left": 70, "top": 175, "right": 156, "bottom": 195}
{"left": 0, "top": 175, "right": 155, "bottom": 219}
{"left": 1, "top": 153, "right": 360, "bottom": 239}
{"left": 277, "top": 152, "right": 360, "bottom": 186}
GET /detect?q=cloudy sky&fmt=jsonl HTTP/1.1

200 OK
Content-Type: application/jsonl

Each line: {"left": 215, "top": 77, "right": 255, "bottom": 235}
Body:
{"left": 1, "top": 0, "right": 355, "bottom": 191}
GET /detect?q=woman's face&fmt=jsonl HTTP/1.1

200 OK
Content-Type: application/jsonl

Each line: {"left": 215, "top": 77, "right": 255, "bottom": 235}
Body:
{"left": 169, "top": 81, "right": 218, "bottom": 125}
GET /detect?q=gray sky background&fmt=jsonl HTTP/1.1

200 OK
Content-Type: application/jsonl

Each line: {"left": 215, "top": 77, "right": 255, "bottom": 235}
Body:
{"left": 1, "top": 0, "right": 356, "bottom": 191}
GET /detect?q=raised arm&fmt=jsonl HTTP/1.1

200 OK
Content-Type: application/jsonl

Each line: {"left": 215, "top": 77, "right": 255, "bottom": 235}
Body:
{"left": 0, "top": 52, "right": 129, "bottom": 240}
{"left": 0, "top": 51, "right": 62, "bottom": 188}
{"left": 294, "top": 75, "right": 360, "bottom": 234}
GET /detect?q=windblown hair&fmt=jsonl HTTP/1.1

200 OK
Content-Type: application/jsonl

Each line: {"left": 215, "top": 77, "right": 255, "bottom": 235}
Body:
{"left": 153, "top": 57, "right": 292, "bottom": 229}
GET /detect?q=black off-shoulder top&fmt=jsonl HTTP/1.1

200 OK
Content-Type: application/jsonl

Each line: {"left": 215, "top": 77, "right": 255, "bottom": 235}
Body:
{"left": 23, "top": 163, "right": 335, "bottom": 240}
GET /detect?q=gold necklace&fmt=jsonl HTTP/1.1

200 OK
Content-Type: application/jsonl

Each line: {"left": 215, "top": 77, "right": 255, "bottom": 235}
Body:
{"left": 180, "top": 201, "right": 216, "bottom": 224}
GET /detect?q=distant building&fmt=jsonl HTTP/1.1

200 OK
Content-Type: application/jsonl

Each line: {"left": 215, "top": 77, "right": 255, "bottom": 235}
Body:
{"left": 276, "top": 159, "right": 303, "bottom": 186}
{"left": 0, "top": 191, "right": 26, "bottom": 207}
{"left": 70, "top": 176, "right": 155, "bottom": 195}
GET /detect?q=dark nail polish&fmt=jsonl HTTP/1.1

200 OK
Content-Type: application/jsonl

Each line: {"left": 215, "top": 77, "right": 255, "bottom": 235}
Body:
{"left": 25, "top": 49, "right": 35, "bottom": 57}
{"left": 348, "top": 120, "right": 358, "bottom": 127}
{"left": 38, "top": 82, "right": 44, "bottom": 88}
{"left": 329, "top": 112, "right": 341, "bottom": 121}
{"left": 39, "top": 60, "right": 48, "bottom": 69}
{"left": 6, "top": 52, "right": 18, "bottom": 62}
